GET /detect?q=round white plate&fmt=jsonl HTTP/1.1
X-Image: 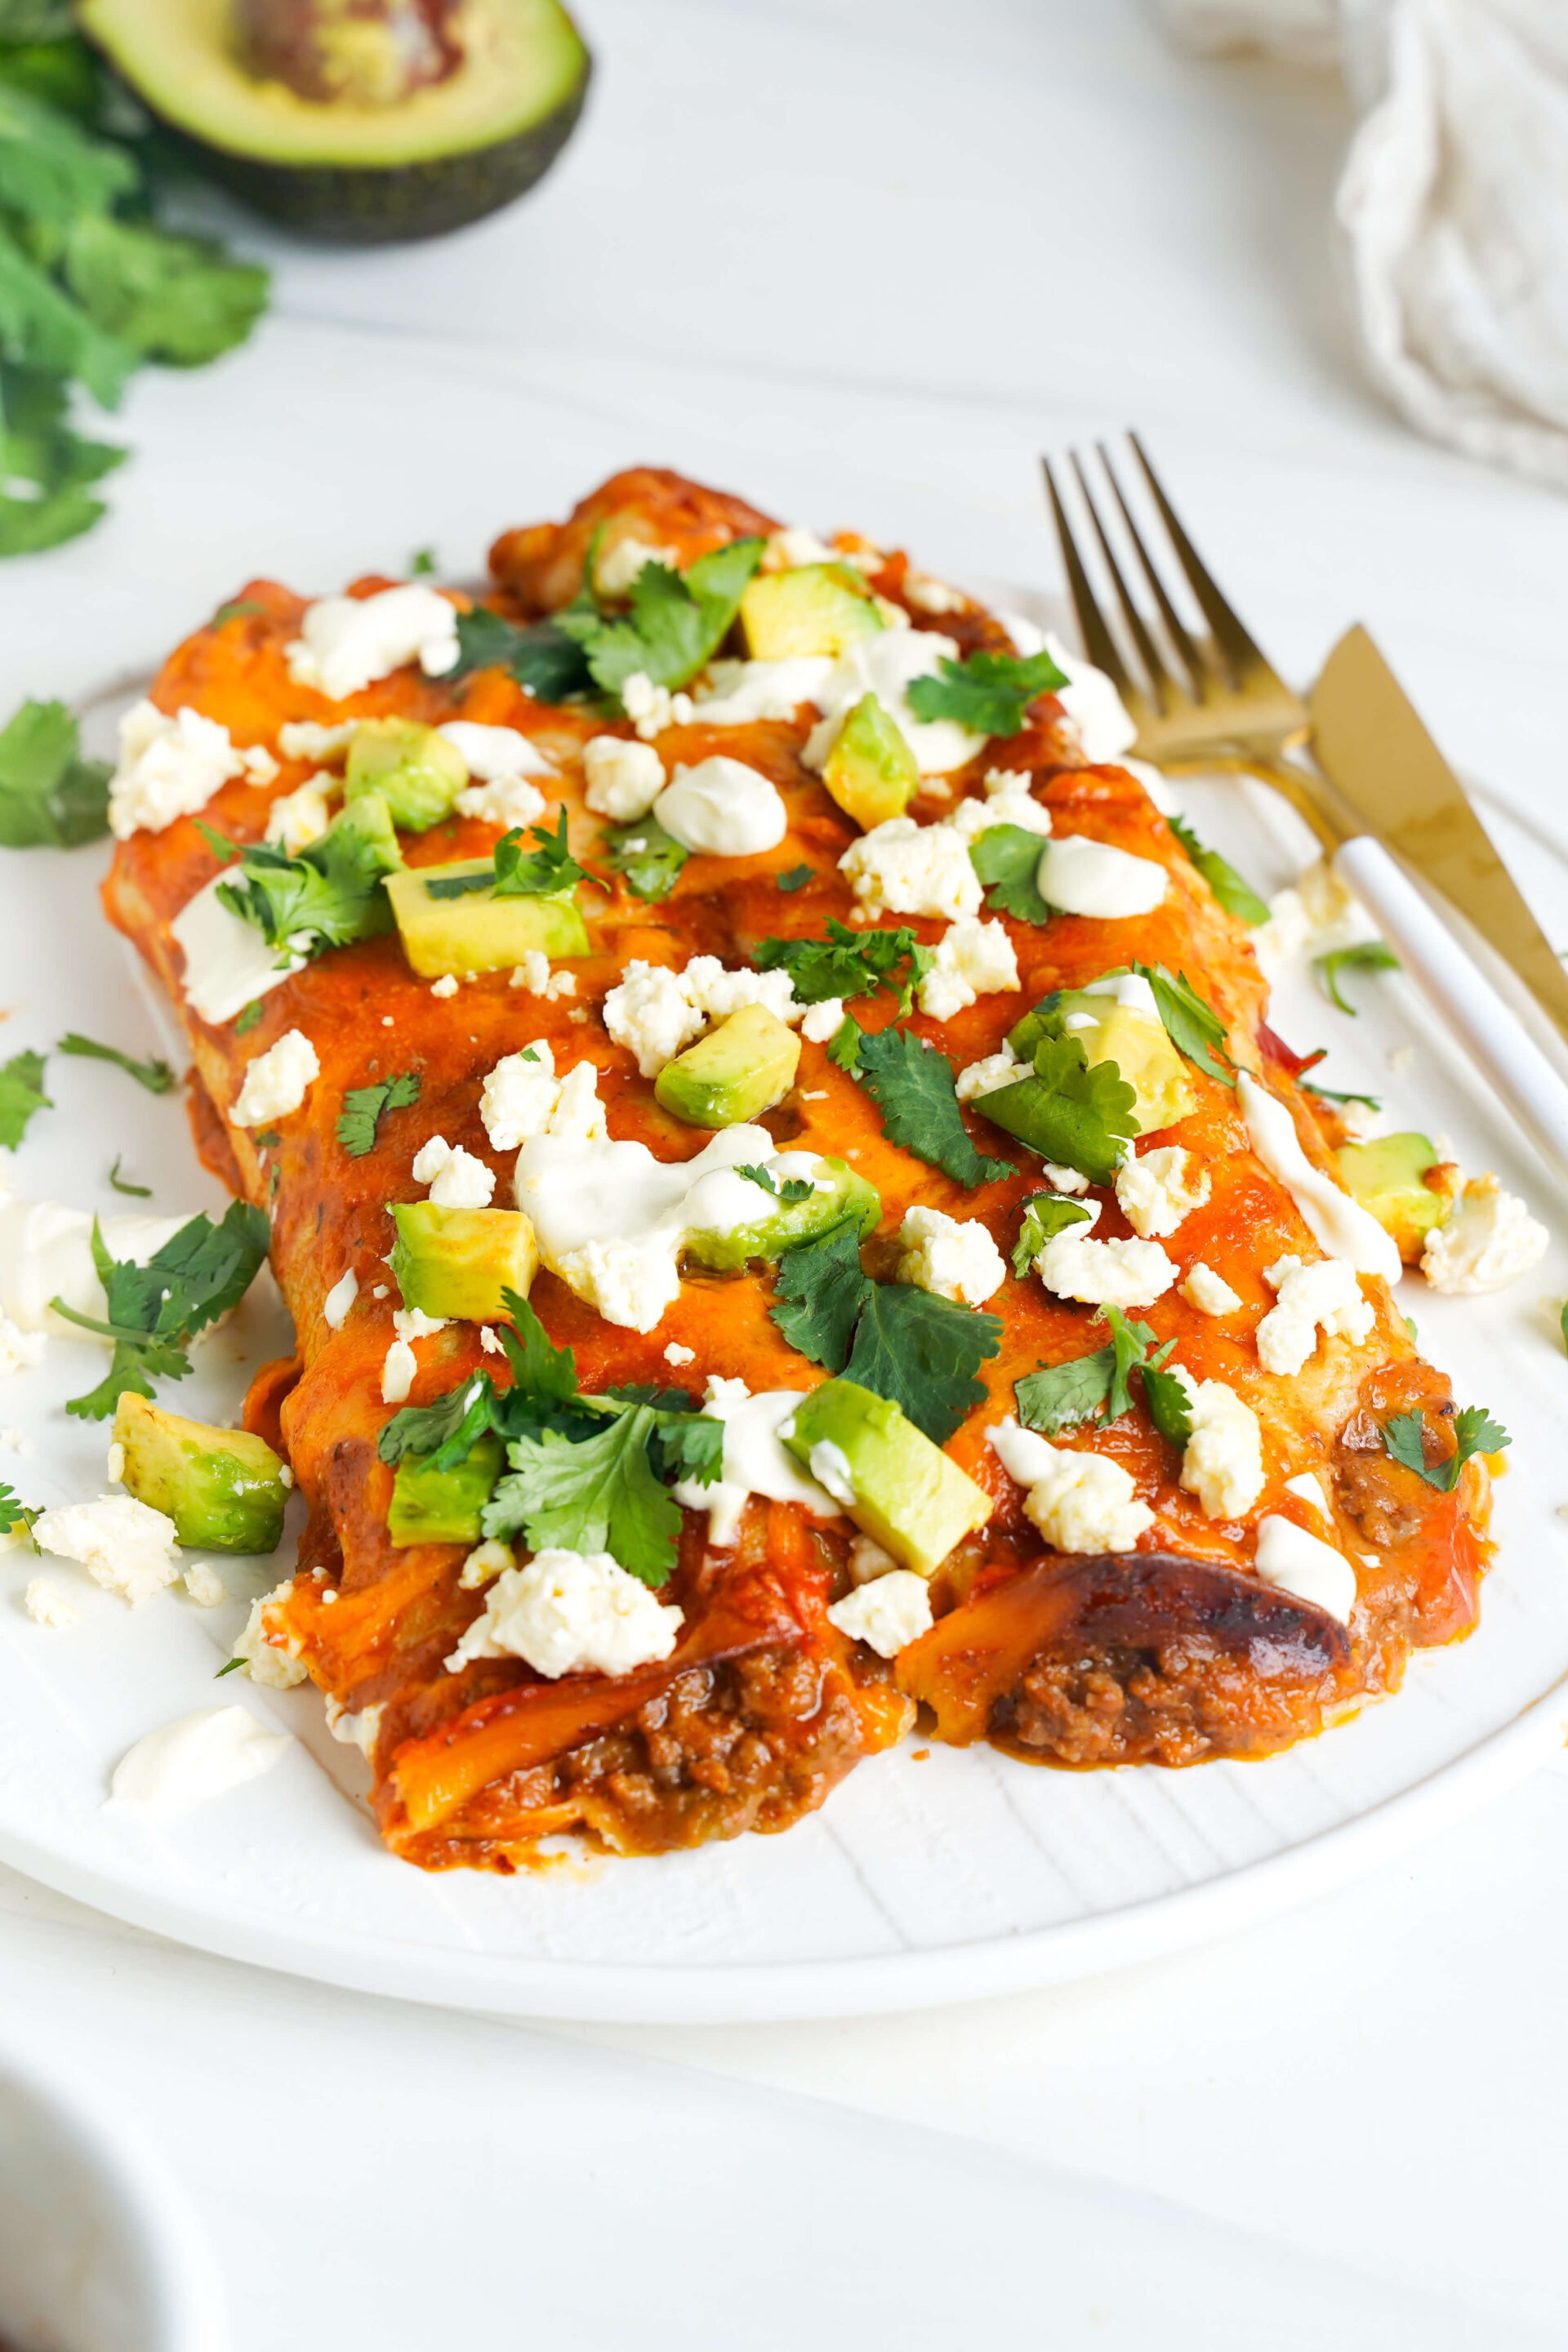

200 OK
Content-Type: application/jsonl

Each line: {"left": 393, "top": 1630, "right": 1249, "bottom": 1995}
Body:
{"left": 2, "top": 340, "right": 1566, "bottom": 2021}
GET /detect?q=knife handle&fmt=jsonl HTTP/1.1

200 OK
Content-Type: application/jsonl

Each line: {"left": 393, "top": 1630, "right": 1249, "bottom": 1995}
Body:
{"left": 1334, "top": 835, "right": 1568, "bottom": 1191}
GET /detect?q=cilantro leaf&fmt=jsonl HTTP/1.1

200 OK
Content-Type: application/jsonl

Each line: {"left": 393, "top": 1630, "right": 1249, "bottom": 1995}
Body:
{"left": 494, "top": 1285, "right": 579, "bottom": 1413}
{"left": 777, "top": 864, "right": 814, "bottom": 893}
{"left": 0, "top": 77, "right": 134, "bottom": 227}
{"left": 206, "top": 804, "right": 400, "bottom": 960}
{"left": 0, "top": 693, "right": 109, "bottom": 844}
{"left": 409, "top": 547, "right": 437, "bottom": 577}
{"left": 906, "top": 648, "right": 1067, "bottom": 738}
{"left": 755, "top": 918, "right": 932, "bottom": 1009}
{"left": 1383, "top": 1404, "right": 1508, "bottom": 1494}
{"left": 737, "top": 1163, "right": 813, "bottom": 1205}
{"left": 563, "top": 539, "right": 765, "bottom": 699}
{"left": 1011, "top": 1192, "right": 1092, "bottom": 1278}
{"left": 378, "top": 1370, "right": 497, "bottom": 1469}
{"left": 424, "top": 810, "right": 585, "bottom": 902}
{"left": 974, "top": 1033, "right": 1136, "bottom": 1187}
{"left": 1316, "top": 940, "right": 1398, "bottom": 1017}
{"left": 854, "top": 1025, "right": 1014, "bottom": 1190}
{"left": 336, "top": 1069, "right": 421, "bottom": 1159}
{"left": 233, "top": 1000, "right": 262, "bottom": 1035}
{"left": 52, "top": 1200, "right": 269, "bottom": 1419}
{"left": 1014, "top": 1307, "right": 1183, "bottom": 1441}
{"left": 648, "top": 1409, "right": 724, "bottom": 1488}
{"left": 1132, "top": 961, "right": 1235, "bottom": 1087}
{"left": 1015, "top": 1349, "right": 1116, "bottom": 1437}
{"left": 213, "top": 599, "right": 265, "bottom": 626}
{"left": 0, "top": 1045, "right": 48, "bottom": 1143}
{"left": 56, "top": 1031, "right": 173, "bottom": 1093}
{"left": 61, "top": 216, "right": 268, "bottom": 368}
{"left": 107, "top": 1153, "right": 148, "bottom": 1196}
{"left": 452, "top": 605, "right": 595, "bottom": 703}
{"left": 599, "top": 814, "right": 688, "bottom": 903}
{"left": 769, "top": 1219, "right": 871, "bottom": 1370}
{"left": 826, "top": 1015, "right": 862, "bottom": 1074}
{"left": 1141, "top": 1353, "right": 1192, "bottom": 1449}
{"left": 844, "top": 1282, "right": 1001, "bottom": 1445}
{"left": 483, "top": 1405, "right": 684, "bottom": 1586}
{"left": 1102, "top": 1306, "right": 1158, "bottom": 1422}
{"left": 0, "top": 360, "right": 122, "bottom": 558}
{"left": 969, "top": 824, "right": 1051, "bottom": 924}
{"left": 0, "top": 1477, "right": 36, "bottom": 1542}
{"left": 1167, "top": 814, "right": 1268, "bottom": 924}
{"left": 1300, "top": 1067, "right": 1381, "bottom": 1111}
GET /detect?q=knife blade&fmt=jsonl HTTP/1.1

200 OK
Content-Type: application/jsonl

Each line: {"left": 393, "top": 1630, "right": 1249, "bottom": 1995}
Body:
{"left": 1308, "top": 624, "right": 1568, "bottom": 1043}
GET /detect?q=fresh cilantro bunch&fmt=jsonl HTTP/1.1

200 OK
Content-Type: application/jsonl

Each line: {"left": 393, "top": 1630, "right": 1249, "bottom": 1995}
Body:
{"left": 203, "top": 803, "right": 401, "bottom": 963}
{"left": 969, "top": 826, "right": 1050, "bottom": 924}
{"left": 754, "top": 919, "right": 933, "bottom": 1009}
{"left": 336, "top": 1070, "right": 421, "bottom": 1159}
{"left": 0, "top": 51, "right": 268, "bottom": 556}
{"left": 851, "top": 1024, "right": 1015, "bottom": 1191}
{"left": 1382, "top": 1404, "right": 1508, "bottom": 1494}
{"left": 771, "top": 1219, "right": 1001, "bottom": 1445}
{"left": 1167, "top": 814, "right": 1268, "bottom": 925}
{"left": 0, "top": 695, "right": 109, "bottom": 844}
{"left": 425, "top": 808, "right": 586, "bottom": 902}
{"left": 0, "top": 1043, "right": 48, "bottom": 1144}
{"left": 1015, "top": 1306, "right": 1189, "bottom": 1444}
{"left": 378, "top": 1290, "right": 722, "bottom": 1588}
{"left": 599, "top": 814, "right": 688, "bottom": 903}
{"left": 51, "top": 1200, "right": 270, "bottom": 1420}
{"left": 906, "top": 648, "right": 1067, "bottom": 738}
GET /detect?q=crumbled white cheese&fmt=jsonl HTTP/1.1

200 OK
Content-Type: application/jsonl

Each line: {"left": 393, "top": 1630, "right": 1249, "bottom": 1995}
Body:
{"left": 653, "top": 756, "right": 788, "bottom": 858}
{"left": 109, "top": 700, "right": 275, "bottom": 840}
{"left": 381, "top": 1338, "right": 417, "bottom": 1403}
{"left": 265, "top": 773, "right": 336, "bottom": 854}
{"left": 1256, "top": 1254, "right": 1374, "bottom": 1377}
{"left": 956, "top": 1048, "right": 1023, "bottom": 1103}
{"left": 323, "top": 1267, "right": 359, "bottom": 1330}
{"left": 663, "top": 1341, "right": 696, "bottom": 1367}
{"left": 1253, "top": 858, "right": 1377, "bottom": 980}
{"left": 447, "top": 1548, "right": 683, "bottom": 1678}
{"left": 479, "top": 1045, "right": 608, "bottom": 1152}
{"left": 827, "top": 1570, "right": 933, "bottom": 1656}
{"left": 1175, "top": 1372, "right": 1265, "bottom": 1520}
{"left": 182, "top": 1561, "right": 226, "bottom": 1608}
{"left": 948, "top": 772, "right": 1054, "bottom": 840}
{"left": 285, "top": 583, "right": 459, "bottom": 701}
{"left": 479, "top": 1325, "right": 503, "bottom": 1354}
{"left": 1419, "top": 1177, "right": 1548, "bottom": 1294}
{"left": 411, "top": 1135, "right": 496, "bottom": 1208}
{"left": 1036, "top": 835, "right": 1169, "bottom": 919}
{"left": 763, "top": 525, "right": 838, "bottom": 571}
{"left": 621, "top": 671, "right": 694, "bottom": 740}
{"left": 231, "top": 1028, "right": 319, "bottom": 1128}
{"left": 582, "top": 733, "right": 666, "bottom": 821}
{"left": 916, "top": 914, "right": 1019, "bottom": 1022}
{"left": 107, "top": 1706, "right": 291, "bottom": 1815}
{"left": 690, "top": 657, "right": 836, "bottom": 726}
{"left": 1114, "top": 1147, "right": 1210, "bottom": 1241}
{"left": 1036, "top": 1227, "right": 1177, "bottom": 1310}
{"left": 430, "top": 973, "right": 461, "bottom": 1000}
{"left": 231, "top": 1580, "right": 308, "bottom": 1686}
{"left": 903, "top": 571, "right": 967, "bottom": 616}
{"left": 840, "top": 816, "right": 983, "bottom": 921}
{"left": 453, "top": 773, "right": 547, "bottom": 830}
{"left": 1254, "top": 1515, "right": 1357, "bottom": 1623}
{"left": 33, "top": 1494, "right": 180, "bottom": 1607}
{"left": 278, "top": 719, "right": 355, "bottom": 764}
{"left": 595, "top": 536, "right": 679, "bottom": 597}
{"left": 603, "top": 956, "right": 799, "bottom": 1077}
{"left": 1181, "top": 1261, "right": 1241, "bottom": 1317}
{"left": 24, "top": 1578, "right": 78, "bottom": 1628}
{"left": 393, "top": 1306, "right": 448, "bottom": 1343}
{"left": 897, "top": 1205, "right": 1005, "bottom": 1306}
{"left": 670, "top": 1375, "right": 841, "bottom": 1546}
{"left": 323, "top": 1697, "right": 384, "bottom": 1757}
{"left": 848, "top": 1533, "right": 899, "bottom": 1584}
{"left": 508, "top": 949, "right": 576, "bottom": 1000}
{"left": 438, "top": 720, "right": 554, "bottom": 786}
{"left": 459, "top": 1538, "right": 512, "bottom": 1591}
{"left": 988, "top": 1418, "right": 1154, "bottom": 1553}
{"left": 0, "top": 1310, "right": 47, "bottom": 1379}
{"left": 799, "top": 997, "right": 844, "bottom": 1045}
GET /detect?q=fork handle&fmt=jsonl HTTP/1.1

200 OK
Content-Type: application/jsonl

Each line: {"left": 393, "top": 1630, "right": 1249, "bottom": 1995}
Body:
{"left": 1334, "top": 835, "right": 1568, "bottom": 1192}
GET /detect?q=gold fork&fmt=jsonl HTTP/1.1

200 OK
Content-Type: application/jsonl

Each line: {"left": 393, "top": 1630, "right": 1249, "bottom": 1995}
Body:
{"left": 1040, "top": 434, "right": 1568, "bottom": 1180}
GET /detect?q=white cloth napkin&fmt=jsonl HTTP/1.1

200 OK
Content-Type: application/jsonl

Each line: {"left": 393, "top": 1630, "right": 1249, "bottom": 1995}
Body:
{"left": 1160, "top": 0, "right": 1568, "bottom": 489}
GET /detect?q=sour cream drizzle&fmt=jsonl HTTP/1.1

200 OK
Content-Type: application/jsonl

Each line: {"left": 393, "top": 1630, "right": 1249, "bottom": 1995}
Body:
{"left": 1237, "top": 1072, "right": 1401, "bottom": 1283}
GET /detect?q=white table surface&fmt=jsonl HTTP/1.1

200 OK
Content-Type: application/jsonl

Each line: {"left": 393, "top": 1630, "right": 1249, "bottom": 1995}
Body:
{"left": 7, "top": 2, "right": 1568, "bottom": 2341}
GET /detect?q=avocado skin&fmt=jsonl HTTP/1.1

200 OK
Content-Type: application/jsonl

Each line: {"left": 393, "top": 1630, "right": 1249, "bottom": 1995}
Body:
{"left": 96, "top": 54, "right": 590, "bottom": 247}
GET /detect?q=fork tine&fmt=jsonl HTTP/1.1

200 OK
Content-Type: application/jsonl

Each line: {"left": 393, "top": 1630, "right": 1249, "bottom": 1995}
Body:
{"left": 1067, "top": 451, "right": 1185, "bottom": 717}
{"left": 1095, "top": 441, "right": 1211, "bottom": 698}
{"left": 1040, "top": 458, "right": 1149, "bottom": 724}
{"left": 1127, "top": 431, "right": 1285, "bottom": 686}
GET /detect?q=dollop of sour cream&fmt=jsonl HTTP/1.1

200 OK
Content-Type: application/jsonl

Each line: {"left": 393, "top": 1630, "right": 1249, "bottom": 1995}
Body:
{"left": 1036, "top": 835, "right": 1169, "bottom": 920}
{"left": 434, "top": 721, "right": 555, "bottom": 780}
{"left": 1254, "top": 1515, "right": 1358, "bottom": 1624}
{"left": 107, "top": 1705, "right": 292, "bottom": 1816}
{"left": 171, "top": 873, "right": 308, "bottom": 1027}
{"left": 670, "top": 1377, "right": 843, "bottom": 1544}
{"left": 652, "top": 757, "right": 788, "bottom": 857}
{"left": 1237, "top": 1072, "right": 1401, "bottom": 1283}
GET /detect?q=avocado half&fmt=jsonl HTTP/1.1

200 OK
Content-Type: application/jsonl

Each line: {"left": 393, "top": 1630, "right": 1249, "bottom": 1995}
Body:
{"left": 78, "top": 0, "right": 591, "bottom": 245}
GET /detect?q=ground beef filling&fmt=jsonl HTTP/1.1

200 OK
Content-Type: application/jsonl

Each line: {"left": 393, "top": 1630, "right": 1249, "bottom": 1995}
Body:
{"left": 993, "top": 1637, "right": 1339, "bottom": 1769}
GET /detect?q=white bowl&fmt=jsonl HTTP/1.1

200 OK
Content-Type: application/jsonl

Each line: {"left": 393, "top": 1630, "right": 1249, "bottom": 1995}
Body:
{"left": 0, "top": 2047, "right": 227, "bottom": 2352}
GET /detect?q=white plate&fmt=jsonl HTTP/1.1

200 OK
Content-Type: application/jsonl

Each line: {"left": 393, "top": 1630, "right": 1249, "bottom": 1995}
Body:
{"left": 2, "top": 344, "right": 1566, "bottom": 2022}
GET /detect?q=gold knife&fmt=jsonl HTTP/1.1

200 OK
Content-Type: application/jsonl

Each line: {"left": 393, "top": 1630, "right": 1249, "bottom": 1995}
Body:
{"left": 1308, "top": 624, "right": 1568, "bottom": 1044}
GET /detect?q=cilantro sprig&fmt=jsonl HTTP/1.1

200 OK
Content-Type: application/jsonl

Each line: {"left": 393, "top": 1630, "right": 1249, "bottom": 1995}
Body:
{"left": 1010, "top": 1192, "right": 1092, "bottom": 1278}
{"left": 0, "top": 1480, "right": 37, "bottom": 1544}
{"left": 906, "top": 648, "right": 1067, "bottom": 738}
{"left": 599, "top": 814, "right": 688, "bottom": 903}
{"left": 0, "top": 1045, "right": 49, "bottom": 1145}
{"left": 969, "top": 825, "right": 1050, "bottom": 924}
{"left": 336, "top": 1070, "right": 421, "bottom": 1160}
{"left": 1316, "top": 940, "right": 1399, "bottom": 1017}
{"left": 0, "top": 696, "right": 109, "bottom": 844}
{"left": 56, "top": 1031, "right": 173, "bottom": 1094}
{"left": 452, "top": 606, "right": 596, "bottom": 704}
{"left": 1014, "top": 1306, "right": 1187, "bottom": 1443}
{"left": 754, "top": 920, "right": 933, "bottom": 1009}
{"left": 1132, "top": 962, "right": 1235, "bottom": 1086}
{"left": 50, "top": 1200, "right": 270, "bottom": 1420}
{"left": 737, "top": 1164, "right": 813, "bottom": 1205}
{"left": 770, "top": 1219, "right": 1001, "bottom": 1445}
{"left": 853, "top": 1025, "right": 1015, "bottom": 1191}
{"left": 1167, "top": 814, "right": 1268, "bottom": 924}
{"left": 973, "top": 1033, "right": 1136, "bottom": 1187}
{"left": 202, "top": 803, "right": 400, "bottom": 963}
{"left": 424, "top": 810, "right": 586, "bottom": 902}
{"left": 560, "top": 539, "right": 765, "bottom": 700}
{"left": 1382, "top": 1404, "right": 1508, "bottom": 1494}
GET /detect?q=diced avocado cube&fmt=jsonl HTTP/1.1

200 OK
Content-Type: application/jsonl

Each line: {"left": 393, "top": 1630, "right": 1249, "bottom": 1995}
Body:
{"left": 390, "top": 1203, "right": 538, "bottom": 1322}
{"left": 782, "top": 1379, "right": 992, "bottom": 1580}
{"left": 821, "top": 693, "right": 918, "bottom": 831}
{"left": 1006, "top": 992, "right": 1196, "bottom": 1136}
{"left": 655, "top": 1003, "right": 801, "bottom": 1129}
{"left": 1336, "top": 1132, "right": 1450, "bottom": 1261}
{"left": 112, "top": 1391, "right": 287, "bottom": 1555}
{"left": 344, "top": 719, "right": 466, "bottom": 834}
{"left": 685, "top": 1160, "right": 880, "bottom": 1273}
{"left": 386, "top": 861, "right": 589, "bottom": 978}
{"left": 387, "top": 1432, "right": 504, "bottom": 1548}
{"left": 739, "top": 563, "right": 885, "bottom": 659}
